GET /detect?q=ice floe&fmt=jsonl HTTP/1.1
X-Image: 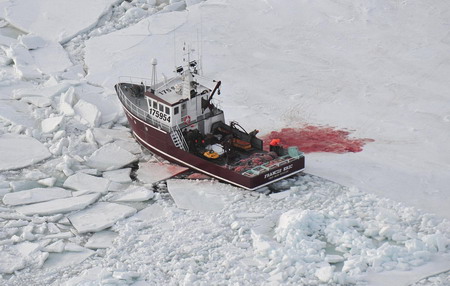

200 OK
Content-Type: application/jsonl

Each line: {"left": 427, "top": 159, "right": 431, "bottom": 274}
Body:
{"left": 68, "top": 202, "right": 136, "bottom": 233}
{"left": 15, "top": 193, "right": 100, "bottom": 216}
{"left": 167, "top": 179, "right": 234, "bottom": 213}
{"left": 0, "top": 134, "right": 51, "bottom": 171}
{"left": 73, "top": 99, "right": 102, "bottom": 127}
{"left": 63, "top": 172, "right": 110, "bottom": 195}
{"left": 110, "top": 186, "right": 154, "bottom": 202}
{"left": 136, "top": 162, "right": 188, "bottom": 184}
{"left": 102, "top": 168, "right": 132, "bottom": 183}
{"left": 85, "top": 230, "right": 118, "bottom": 249}
{"left": 41, "top": 115, "right": 65, "bottom": 133}
{"left": 85, "top": 143, "right": 137, "bottom": 171}
{"left": 2, "top": 187, "right": 72, "bottom": 206}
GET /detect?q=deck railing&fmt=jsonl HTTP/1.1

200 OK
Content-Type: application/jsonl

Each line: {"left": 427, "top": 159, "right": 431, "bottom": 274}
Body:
{"left": 116, "top": 83, "right": 171, "bottom": 132}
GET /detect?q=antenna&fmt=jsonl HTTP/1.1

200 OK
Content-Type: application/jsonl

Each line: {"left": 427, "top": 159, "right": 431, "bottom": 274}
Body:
{"left": 151, "top": 58, "right": 157, "bottom": 91}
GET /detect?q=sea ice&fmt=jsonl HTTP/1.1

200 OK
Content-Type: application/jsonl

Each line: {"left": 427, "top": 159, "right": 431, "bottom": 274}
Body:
{"left": 43, "top": 248, "right": 94, "bottom": 270}
{"left": 2, "top": 187, "right": 72, "bottom": 206}
{"left": 166, "top": 179, "right": 229, "bottom": 213}
{"left": 73, "top": 99, "right": 102, "bottom": 127}
{"left": 132, "top": 204, "right": 165, "bottom": 221}
{"left": 68, "top": 202, "right": 136, "bottom": 233}
{"left": 102, "top": 168, "right": 132, "bottom": 183}
{"left": 85, "top": 230, "right": 118, "bottom": 249}
{"left": 136, "top": 162, "right": 188, "bottom": 184}
{"left": 41, "top": 116, "right": 65, "bottom": 133}
{"left": 63, "top": 172, "right": 110, "bottom": 195}
{"left": 13, "top": 81, "right": 71, "bottom": 100}
{"left": 110, "top": 186, "right": 154, "bottom": 202}
{"left": 0, "top": 100, "right": 36, "bottom": 127}
{"left": 85, "top": 143, "right": 137, "bottom": 171}
{"left": 92, "top": 127, "right": 133, "bottom": 145}
{"left": 15, "top": 193, "right": 101, "bottom": 216}
{"left": 6, "top": 43, "right": 42, "bottom": 79}
{"left": 0, "top": 242, "right": 48, "bottom": 274}
{"left": 0, "top": 134, "right": 51, "bottom": 171}
{"left": 18, "top": 34, "right": 46, "bottom": 50}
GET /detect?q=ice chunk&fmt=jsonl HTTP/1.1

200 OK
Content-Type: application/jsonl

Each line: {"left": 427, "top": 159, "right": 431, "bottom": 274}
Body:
{"left": 6, "top": 43, "right": 42, "bottom": 79}
{"left": 15, "top": 193, "right": 101, "bottom": 216}
{"left": 19, "top": 34, "right": 46, "bottom": 49}
{"left": 113, "top": 139, "right": 142, "bottom": 154}
{"left": 86, "top": 143, "right": 137, "bottom": 171}
{"left": 41, "top": 116, "right": 64, "bottom": 133}
{"left": 110, "top": 186, "right": 154, "bottom": 202}
{"left": 13, "top": 81, "right": 71, "bottom": 100}
{"left": 31, "top": 40, "right": 72, "bottom": 75}
{"left": 73, "top": 99, "right": 102, "bottom": 127}
{"left": 0, "top": 34, "right": 16, "bottom": 46}
{"left": 102, "top": 168, "right": 132, "bottom": 183}
{"left": 68, "top": 202, "right": 136, "bottom": 233}
{"left": 0, "top": 134, "right": 51, "bottom": 171}
{"left": 0, "top": 100, "right": 35, "bottom": 127}
{"left": 43, "top": 248, "right": 94, "bottom": 270}
{"left": 20, "top": 96, "right": 52, "bottom": 107}
{"left": 92, "top": 128, "right": 133, "bottom": 145}
{"left": 315, "top": 265, "right": 334, "bottom": 283}
{"left": 132, "top": 204, "right": 165, "bottom": 221}
{"left": 0, "top": 242, "right": 48, "bottom": 274}
{"left": 42, "top": 240, "right": 65, "bottom": 253}
{"left": 166, "top": 179, "right": 230, "bottom": 213}
{"left": 63, "top": 172, "right": 110, "bottom": 195}
{"left": 137, "top": 162, "right": 188, "bottom": 184}
{"left": 85, "top": 230, "right": 118, "bottom": 249}
{"left": 38, "top": 177, "right": 57, "bottom": 187}
{"left": 2, "top": 187, "right": 72, "bottom": 206}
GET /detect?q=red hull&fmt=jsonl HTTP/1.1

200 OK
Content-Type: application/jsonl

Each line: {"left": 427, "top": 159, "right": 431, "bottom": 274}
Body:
{"left": 122, "top": 106, "right": 304, "bottom": 190}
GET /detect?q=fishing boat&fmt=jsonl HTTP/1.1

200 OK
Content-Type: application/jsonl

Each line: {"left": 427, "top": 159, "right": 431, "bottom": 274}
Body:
{"left": 114, "top": 49, "right": 305, "bottom": 190}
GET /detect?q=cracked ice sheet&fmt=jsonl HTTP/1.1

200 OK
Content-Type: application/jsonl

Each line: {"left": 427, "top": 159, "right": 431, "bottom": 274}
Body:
{"left": 4, "top": 0, "right": 119, "bottom": 44}
{"left": 136, "top": 162, "right": 188, "bottom": 184}
{"left": 85, "top": 10, "right": 188, "bottom": 92}
{"left": 15, "top": 193, "right": 101, "bottom": 216}
{"left": 68, "top": 202, "right": 136, "bottom": 233}
{"left": 0, "top": 100, "right": 35, "bottom": 127}
{"left": 167, "top": 179, "right": 237, "bottom": 213}
{"left": 0, "top": 134, "right": 51, "bottom": 171}
{"left": 86, "top": 143, "right": 138, "bottom": 171}
{"left": 43, "top": 248, "right": 95, "bottom": 270}
{"left": 2, "top": 187, "right": 72, "bottom": 206}
{"left": 0, "top": 242, "right": 48, "bottom": 274}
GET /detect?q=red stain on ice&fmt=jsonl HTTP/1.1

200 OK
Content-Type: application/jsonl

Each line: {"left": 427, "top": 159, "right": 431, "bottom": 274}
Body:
{"left": 186, "top": 173, "right": 211, "bottom": 180}
{"left": 261, "top": 125, "right": 374, "bottom": 154}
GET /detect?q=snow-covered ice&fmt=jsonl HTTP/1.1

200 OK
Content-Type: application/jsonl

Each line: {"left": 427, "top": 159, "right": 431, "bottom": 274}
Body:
{"left": 110, "top": 186, "right": 154, "bottom": 202}
{"left": 14, "top": 193, "right": 100, "bottom": 216}
{"left": 85, "top": 230, "right": 118, "bottom": 249}
{"left": 167, "top": 179, "right": 233, "bottom": 213}
{"left": 0, "top": 134, "right": 51, "bottom": 171}
{"left": 68, "top": 202, "right": 136, "bottom": 233}
{"left": 2, "top": 187, "right": 72, "bottom": 206}
{"left": 85, "top": 143, "right": 137, "bottom": 171}
{"left": 102, "top": 168, "right": 132, "bottom": 183}
{"left": 136, "top": 162, "right": 188, "bottom": 184}
{"left": 63, "top": 172, "right": 110, "bottom": 195}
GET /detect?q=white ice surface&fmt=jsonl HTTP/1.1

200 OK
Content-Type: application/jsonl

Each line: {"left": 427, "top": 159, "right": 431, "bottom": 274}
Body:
{"left": 167, "top": 179, "right": 233, "bottom": 213}
{"left": 102, "top": 168, "right": 132, "bottom": 183}
{"left": 43, "top": 248, "right": 94, "bottom": 270}
{"left": 85, "top": 230, "right": 118, "bottom": 249}
{"left": 68, "top": 202, "right": 136, "bottom": 233}
{"left": 84, "top": 0, "right": 450, "bottom": 220}
{"left": 0, "top": 134, "right": 51, "bottom": 171}
{"left": 14, "top": 193, "right": 100, "bottom": 216}
{"left": 63, "top": 172, "right": 110, "bottom": 195}
{"left": 136, "top": 162, "right": 188, "bottom": 184}
{"left": 86, "top": 143, "right": 137, "bottom": 171}
{"left": 110, "top": 186, "right": 154, "bottom": 202}
{"left": 4, "top": 0, "right": 119, "bottom": 43}
{"left": 132, "top": 204, "right": 165, "bottom": 222}
{"left": 2, "top": 187, "right": 72, "bottom": 206}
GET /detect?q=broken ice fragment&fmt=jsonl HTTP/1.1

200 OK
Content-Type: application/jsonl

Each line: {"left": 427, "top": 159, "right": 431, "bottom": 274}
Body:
{"left": 63, "top": 172, "right": 110, "bottom": 195}
{"left": 102, "top": 168, "right": 132, "bottom": 183}
{"left": 86, "top": 143, "right": 137, "bottom": 171}
{"left": 85, "top": 230, "right": 118, "bottom": 249}
{"left": 137, "top": 162, "right": 188, "bottom": 184}
{"left": 74, "top": 99, "right": 102, "bottom": 127}
{"left": 15, "top": 193, "right": 101, "bottom": 216}
{"left": 41, "top": 116, "right": 64, "bottom": 133}
{"left": 0, "top": 134, "right": 51, "bottom": 171}
{"left": 2, "top": 187, "right": 72, "bottom": 206}
{"left": 68, "top": 202, "right": 136, "bottom": 233}
{"left": 110, "top": 186, "right": 154, "bottom": 202}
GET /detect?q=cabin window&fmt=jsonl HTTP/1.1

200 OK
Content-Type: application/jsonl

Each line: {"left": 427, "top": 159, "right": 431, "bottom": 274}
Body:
{"left": 158, "top": 103, "right": 164, "bottom": 112}
{"left": 174, "top": 106, "right": 179, "bottom": 115}
{"left": 182, "top": 103, "right": 186, "bottom": 110}
{"left": 153, "top": 101, "right": 157, "bottom": 109}
{"left": 165, "top": 106, "right": 170, "bottom": 114}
